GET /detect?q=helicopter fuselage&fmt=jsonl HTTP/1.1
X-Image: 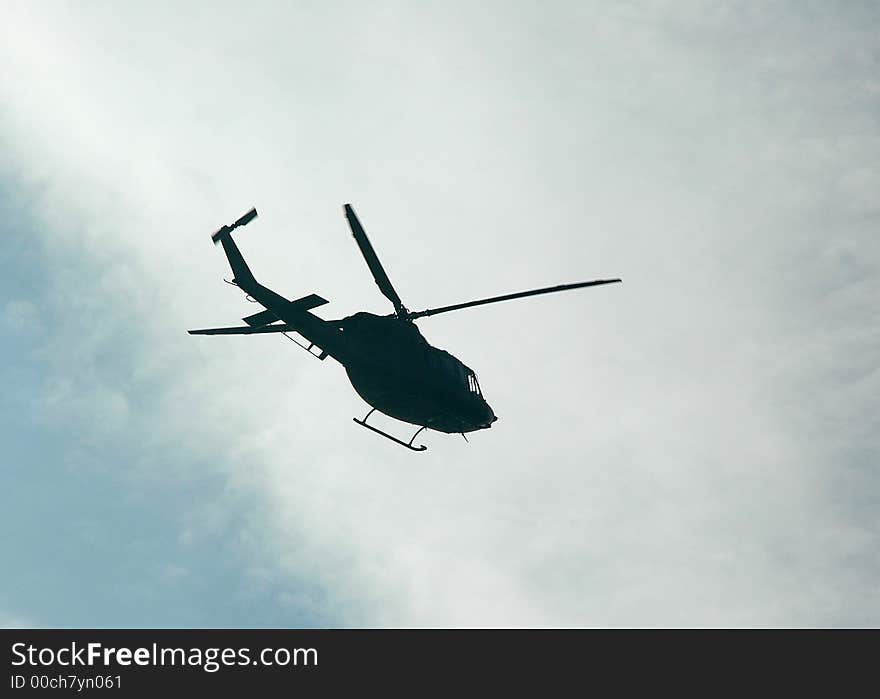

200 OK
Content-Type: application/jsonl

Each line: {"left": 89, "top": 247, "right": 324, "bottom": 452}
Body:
{"left": 332, "top": 313, "right": 497, "bottom": 434}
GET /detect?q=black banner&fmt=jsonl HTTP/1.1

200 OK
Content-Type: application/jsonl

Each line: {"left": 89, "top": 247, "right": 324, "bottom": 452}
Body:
{"left": 2, "top": 629, "right": 875, "bottom": 694}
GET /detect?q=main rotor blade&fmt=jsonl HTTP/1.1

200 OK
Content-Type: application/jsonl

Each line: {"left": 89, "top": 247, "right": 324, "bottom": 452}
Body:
{"left": 344, "top": 204, "right": 408, "bottom": 317}
{"left": 405, "top": 279, "right": 622, "bottom": 320}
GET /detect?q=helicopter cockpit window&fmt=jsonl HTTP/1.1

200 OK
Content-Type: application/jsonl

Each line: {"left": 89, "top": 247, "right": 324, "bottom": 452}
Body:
{"left": 467, "top": 372, "right": 481, "bottom": 395}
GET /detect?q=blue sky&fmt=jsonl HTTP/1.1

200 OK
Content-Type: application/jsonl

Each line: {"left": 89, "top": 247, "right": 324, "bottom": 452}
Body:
{"left": 0, "top": 185, "right": 344, "bottom": 627}
{"left": 1, "top": 2, "right": 878, "bottom": 627}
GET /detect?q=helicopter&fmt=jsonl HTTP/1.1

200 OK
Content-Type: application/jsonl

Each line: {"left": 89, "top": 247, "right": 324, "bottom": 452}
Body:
{"left": 189, "top": 205, "right": 621, "bottom": 451}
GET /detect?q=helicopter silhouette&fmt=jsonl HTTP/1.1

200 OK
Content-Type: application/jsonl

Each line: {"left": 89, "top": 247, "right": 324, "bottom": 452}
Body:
{"left": 189, "top": 205, "right": 621, "bottom": 451}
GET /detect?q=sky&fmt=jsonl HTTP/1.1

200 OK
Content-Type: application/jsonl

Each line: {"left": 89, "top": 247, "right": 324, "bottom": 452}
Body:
{"left": 1, "top": 1, "right": 878, "bottom": 627}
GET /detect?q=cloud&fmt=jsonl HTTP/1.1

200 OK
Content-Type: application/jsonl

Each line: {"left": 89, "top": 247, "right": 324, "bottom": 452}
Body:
{"left": 0, "top": 610, "right": 36, "bottom": 630}
{"left": 2, "top": 300, "right": 42, "bottom": 333}
{"left": 0, "top": 1, "right": 877, "bottom": 626}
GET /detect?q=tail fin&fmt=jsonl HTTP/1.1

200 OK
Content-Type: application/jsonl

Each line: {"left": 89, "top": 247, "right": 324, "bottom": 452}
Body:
{"left": 211, "top": 208, "right": 258, "bottom": 289}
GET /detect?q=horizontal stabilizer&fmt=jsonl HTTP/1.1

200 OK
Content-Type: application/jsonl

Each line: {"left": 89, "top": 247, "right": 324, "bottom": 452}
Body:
{"left": 290, "top": 292, "right": 329, "bottom": 311}
{"left": 242, "top": 293, "right": 329, "bottom": 327}
{"left": 242, "top": 309, "right": 278, "bottom": 327}
{"left": 188, "top": 323, "right": 298, "bottom": 336}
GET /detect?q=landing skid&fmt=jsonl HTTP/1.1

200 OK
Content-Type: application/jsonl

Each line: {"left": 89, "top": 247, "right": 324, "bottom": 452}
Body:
{"left": 353, "top": 408, "right": 428, "bottom": 452}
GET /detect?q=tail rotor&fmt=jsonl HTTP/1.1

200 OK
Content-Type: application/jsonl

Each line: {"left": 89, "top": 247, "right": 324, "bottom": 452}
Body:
{"left": 211, "top": 207, "right": 258, "bottom": 244}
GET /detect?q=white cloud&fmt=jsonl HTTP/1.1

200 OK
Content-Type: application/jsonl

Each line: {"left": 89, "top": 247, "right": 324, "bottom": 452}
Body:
{"left": 0, "top": 609, "right": 36, "bottom": 629}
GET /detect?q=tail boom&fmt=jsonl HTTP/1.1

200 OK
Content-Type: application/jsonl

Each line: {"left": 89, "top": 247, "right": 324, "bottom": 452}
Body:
{"left": 200, "top": 208, "right": 345, "bottom": 361}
